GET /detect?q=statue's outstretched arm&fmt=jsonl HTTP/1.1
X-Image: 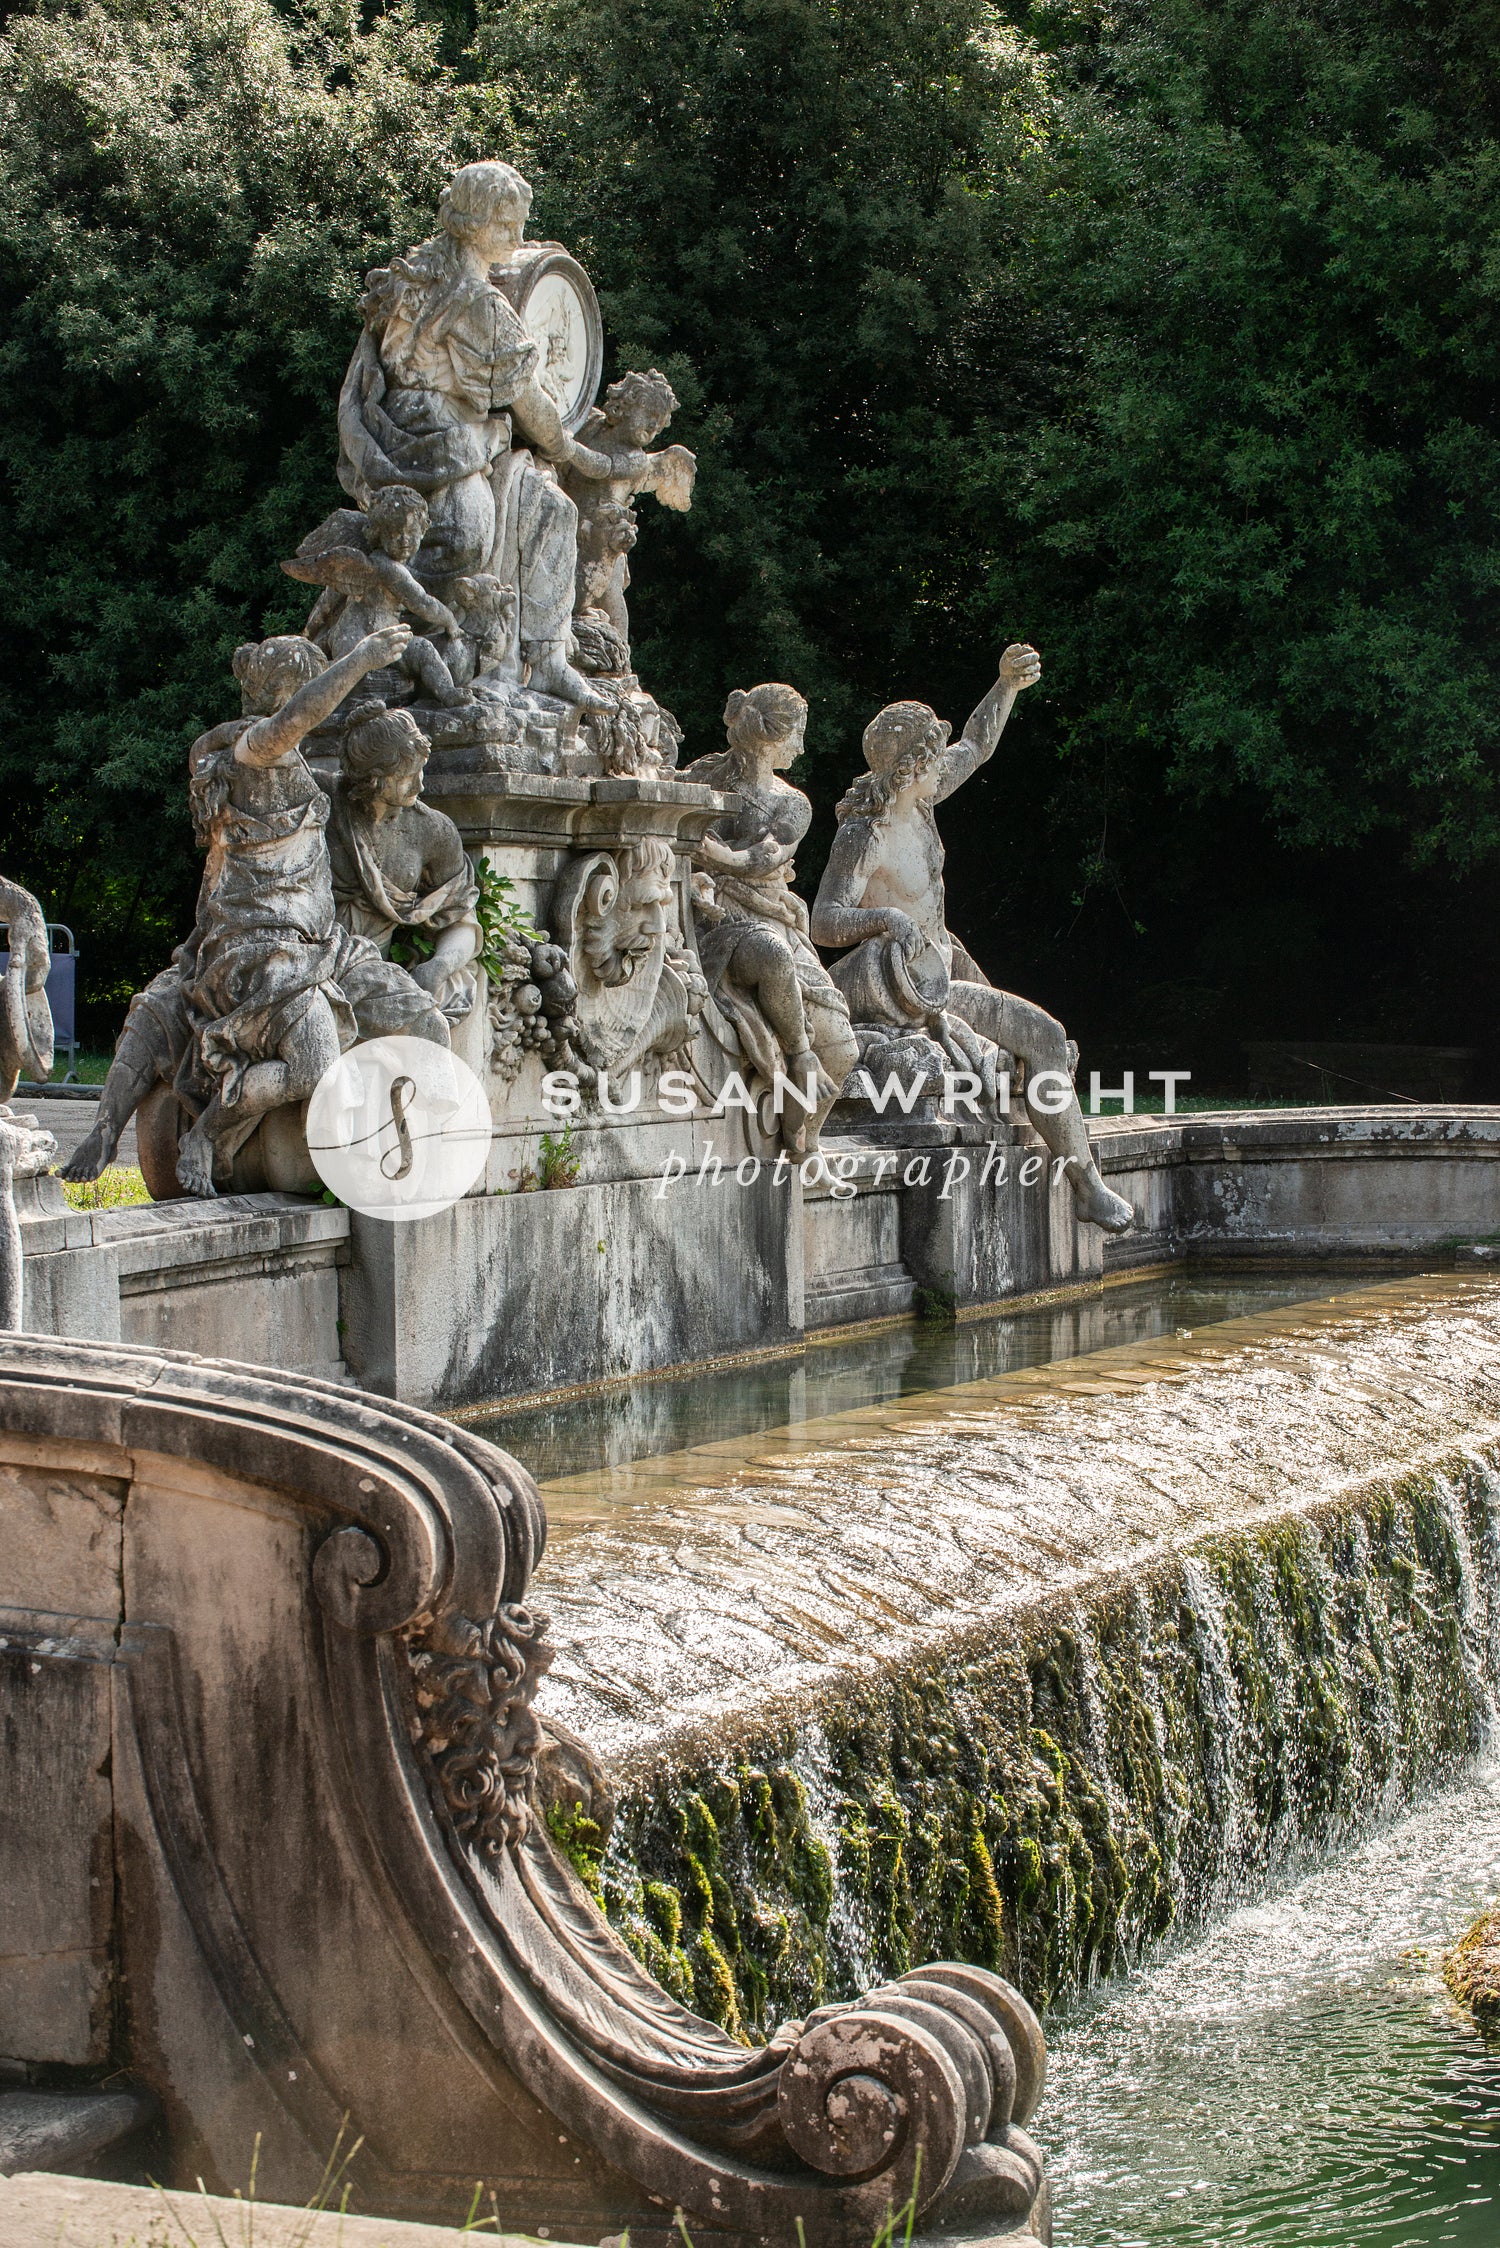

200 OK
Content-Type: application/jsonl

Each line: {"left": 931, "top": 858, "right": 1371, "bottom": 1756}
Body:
{"left": 509, "top": 373, "right": 611, "bottom": 478}
{"left": 937, "top": 644, "right": 1042, "bottom": 802}
{"left": 238, "top": 626, "right": 413, "bottom": 767}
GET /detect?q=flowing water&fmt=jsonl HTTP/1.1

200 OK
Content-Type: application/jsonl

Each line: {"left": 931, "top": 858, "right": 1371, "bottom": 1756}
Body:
{"left": 473, "top": 1270, "right": 1382, "bottom": 1494}
{"left": 474, "top": 1267, "right": 1500, "bottom": 2148}
{"left": 511, "top": 1270, "right": 1500, "bottom": 1765}
{"left": 1041, "top": 1764, "right": 1500, "bottom": 2246}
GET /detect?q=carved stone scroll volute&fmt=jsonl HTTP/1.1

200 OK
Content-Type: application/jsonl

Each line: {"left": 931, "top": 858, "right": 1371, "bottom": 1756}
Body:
{"left": 549, "top": 841, "right": 675, "bottom": 1076}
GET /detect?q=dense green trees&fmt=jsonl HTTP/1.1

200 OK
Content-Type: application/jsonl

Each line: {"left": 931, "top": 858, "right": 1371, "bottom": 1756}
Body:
{"left": 0, "top": 0, "right": 511, "bottom": 1010}
{"left": 2, "top": 0, "right": 1497, "bottom": 1063}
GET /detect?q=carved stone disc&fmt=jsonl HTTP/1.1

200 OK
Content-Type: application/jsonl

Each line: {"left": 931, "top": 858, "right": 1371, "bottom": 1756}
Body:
{"left": 495, "top": 245, "right": 604, "bottom": 433}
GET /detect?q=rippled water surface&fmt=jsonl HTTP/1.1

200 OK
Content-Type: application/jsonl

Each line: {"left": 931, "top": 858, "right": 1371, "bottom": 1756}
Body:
{"left": 472, "top": 1270, "right": 1379, "bottom": 1489}
{"left": 518, "top": 1271, "right": 1500, "bottom": 1761}
{"left": 1042, "top": 1766, "right": 1500, "bottom": 2246}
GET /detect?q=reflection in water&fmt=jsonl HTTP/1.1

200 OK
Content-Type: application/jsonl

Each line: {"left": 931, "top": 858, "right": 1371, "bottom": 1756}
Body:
{"left": 1043, "top": 1764, "right": 1500, "bottom": 2246}
{"left": 471, "top": 1270, "right": 1384, "bottom": 1490}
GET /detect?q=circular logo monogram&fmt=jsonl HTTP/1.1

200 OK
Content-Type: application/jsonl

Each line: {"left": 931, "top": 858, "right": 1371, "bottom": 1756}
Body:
{"left": 307, "top": 1035, "right": 492, "bottom": 1221}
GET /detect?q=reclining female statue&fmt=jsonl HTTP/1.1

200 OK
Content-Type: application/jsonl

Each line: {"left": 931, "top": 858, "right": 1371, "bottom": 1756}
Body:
{"left": 810, "top": 646, "right": 1134, "bottom": 1233}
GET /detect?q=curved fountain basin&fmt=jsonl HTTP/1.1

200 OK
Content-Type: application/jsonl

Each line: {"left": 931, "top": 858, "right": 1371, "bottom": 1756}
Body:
{"left": 511, "top": 1274, "right": 1500, "bottom": 2037}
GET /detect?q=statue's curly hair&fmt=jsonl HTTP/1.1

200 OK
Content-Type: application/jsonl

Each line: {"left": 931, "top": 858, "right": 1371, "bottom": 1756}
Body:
{"left": 231, "top": 634, "right": 326, "bottom": 718}
{"left": 603, "top": 369, "right": 678, "bottom": 429}
{"left": 835, "top": 700, "right": 949, "bottom": 824}
{"left": 341, "top": 701, "right": 429, "bottom": 813}
{"left": 365, "top": 484, "right": 429, "bottom": 543}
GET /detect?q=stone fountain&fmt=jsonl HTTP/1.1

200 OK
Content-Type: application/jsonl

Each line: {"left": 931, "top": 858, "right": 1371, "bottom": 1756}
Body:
{"left": 7, "top": 154, "right": 1500, "bottom": 2248}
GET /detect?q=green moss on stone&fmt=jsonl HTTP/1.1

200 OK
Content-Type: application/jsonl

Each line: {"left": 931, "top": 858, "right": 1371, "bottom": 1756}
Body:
{"left": 589, "top": 1459, "right": 1500, "bottom": 2031}
{"left": 1444, "top": 1905, "right": 1500, "bottom": 2024}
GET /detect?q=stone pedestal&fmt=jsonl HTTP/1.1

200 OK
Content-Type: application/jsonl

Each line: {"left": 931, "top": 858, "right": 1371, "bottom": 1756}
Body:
{"left": 426, "top": 769, "right": 729, "bottom": 1185}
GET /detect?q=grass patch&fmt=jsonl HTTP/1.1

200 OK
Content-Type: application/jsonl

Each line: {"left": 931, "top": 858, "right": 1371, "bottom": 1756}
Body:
{"left": 59, "top": 1164, "right": 150, "bottom": 1210}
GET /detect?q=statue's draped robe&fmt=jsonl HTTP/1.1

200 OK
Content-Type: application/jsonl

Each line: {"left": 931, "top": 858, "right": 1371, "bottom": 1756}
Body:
{"left": 337, "top": 240, "right": 576, "bottom": 647}
{"left": 185, "top": 741, "right": 438, "bottom": 1108}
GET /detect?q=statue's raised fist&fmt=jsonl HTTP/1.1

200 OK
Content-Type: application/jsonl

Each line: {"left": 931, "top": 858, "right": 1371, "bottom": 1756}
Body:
{"left": 998, "top": 643, "right": 1042, "bottom": 693}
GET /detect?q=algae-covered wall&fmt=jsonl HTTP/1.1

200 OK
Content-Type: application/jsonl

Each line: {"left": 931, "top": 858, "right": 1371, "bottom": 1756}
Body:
{"left": 550, "top": 1456, "right": 1500, "bottom": 2040}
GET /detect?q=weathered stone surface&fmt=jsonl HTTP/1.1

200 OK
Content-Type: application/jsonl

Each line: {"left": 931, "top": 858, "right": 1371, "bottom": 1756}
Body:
{"left": 0, "top": 1617, "right": 116, "bottom": 2063}
{"left": 1094, "top": 1105, "right": 1500, "bottom": 1270}
{"left": 21, "top": 1193, "right": 350, "bottom": 1372}
{"left": 340, "top": 1166, "right": 800, "bottom": 1407}
{"left": 0, "top": 2171, "right": 562, "bottom": 2248}
{"left": 0, "top": 2091, "right": 152, "bottom": 2178}
{"left": 0, "top": 1336, "right": 1051, "bottom": 2245}
{"left": 1443, "top": 1904, "right": 1500, "bottom": 2023}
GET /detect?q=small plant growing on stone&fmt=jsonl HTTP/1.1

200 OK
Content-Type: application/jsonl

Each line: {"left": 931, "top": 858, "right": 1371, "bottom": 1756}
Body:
{"left": 474, "top": 859, "right": 541, "bottom": 979}
{"left": 539, "top": 1123, "right": 581, "bottom": 1189}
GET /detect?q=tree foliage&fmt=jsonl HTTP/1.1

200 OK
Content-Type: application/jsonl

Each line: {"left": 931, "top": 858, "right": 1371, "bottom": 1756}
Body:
{"left": 986, "top": 0, "right": 1500, "bottom": 872}
{"left": 0, "top": 0, "right": 513, "bottom": 1013}
{"left": 2, "top": 0, "right": 1498, "bottom": 1056}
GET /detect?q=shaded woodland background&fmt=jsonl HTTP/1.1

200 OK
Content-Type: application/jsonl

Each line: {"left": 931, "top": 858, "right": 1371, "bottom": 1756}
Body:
{"left": 2, "top": 0, "right": 1497, "bottom": 1089}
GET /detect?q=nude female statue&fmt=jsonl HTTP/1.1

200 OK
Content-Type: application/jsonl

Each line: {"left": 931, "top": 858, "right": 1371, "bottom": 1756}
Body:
{"left": 810, "top": 647, "right": 1135, "bottom": 1233}
{"left": 682, "top": 683, "right": 857, "bottom": 1154}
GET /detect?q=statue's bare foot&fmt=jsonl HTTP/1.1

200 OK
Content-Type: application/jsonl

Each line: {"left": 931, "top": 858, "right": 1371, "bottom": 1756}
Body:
{"left": 1076, "top": 1177, "right": 1135, "bottom": 1234}
{"left": 526, "top": 641, "right": 612, "bottom": 713}
{"left": 781, "top": 1052, "right": 819, "bottom": 1158}
{"left": 59, "top": 1125, "right": 115, "bottom": 1183}
{"left": 175, "top": 1132, "right": 218, "bottom": 1199}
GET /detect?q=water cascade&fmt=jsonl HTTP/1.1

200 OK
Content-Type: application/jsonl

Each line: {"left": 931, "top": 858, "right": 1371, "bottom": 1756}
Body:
{"left": 516, "top": 1275, "right": 1500, "bottom": 2036}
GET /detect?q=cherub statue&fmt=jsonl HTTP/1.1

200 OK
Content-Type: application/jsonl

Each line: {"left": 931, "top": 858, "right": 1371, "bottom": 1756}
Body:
{"left": 284, "top": 486, "right": 466, "bottom": 709}
{"left": 681, "top": 683, "right": 857, "bottom": 1155}
{"left": 327, "top": 700, "right": 481, "bottom": 1021}
{"left": 443, "top": 573, "right": 520, "bottom": 697}
{"left": 562, "top": 371, "right": 695, "bottom": 656}
{"left": 810, "top": 647, "right": 1135, "bottom": 1234}
{"left": 64, "top": 627, "right": 453, "bottom": 1195}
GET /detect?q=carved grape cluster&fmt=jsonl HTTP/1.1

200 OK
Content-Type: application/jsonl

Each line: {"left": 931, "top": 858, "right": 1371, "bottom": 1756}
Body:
{"left": 488, "top": 933, "right": 580, "bottom": 1087}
